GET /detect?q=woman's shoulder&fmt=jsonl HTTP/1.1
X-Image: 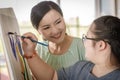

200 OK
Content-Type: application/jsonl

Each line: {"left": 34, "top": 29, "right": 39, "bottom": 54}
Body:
{"left": 72, "top": 37, "right": 83, "bottom": 44}
{"left": 73, "top": 37, "right": 82, "bottom": 41}
{"left": 70, "top": 37, "right": 84, "bottom": 50}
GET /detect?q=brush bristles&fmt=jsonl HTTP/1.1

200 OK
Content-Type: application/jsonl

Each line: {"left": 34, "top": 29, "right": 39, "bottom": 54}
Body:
{"left": 8, "top": 32, "right": 15, "bottom": 34}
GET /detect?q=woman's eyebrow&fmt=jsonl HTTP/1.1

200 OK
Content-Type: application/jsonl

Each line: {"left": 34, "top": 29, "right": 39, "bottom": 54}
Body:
{"left": 54, "top": 18, "right": 61, "bottom": 23}
{"left": 41, "top": 24, "right": 50, "bottom": 28}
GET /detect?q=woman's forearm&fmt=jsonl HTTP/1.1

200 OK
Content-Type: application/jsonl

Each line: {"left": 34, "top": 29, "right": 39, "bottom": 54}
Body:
{"left": 26, "top": 54, "right": 55, "bottom": 80}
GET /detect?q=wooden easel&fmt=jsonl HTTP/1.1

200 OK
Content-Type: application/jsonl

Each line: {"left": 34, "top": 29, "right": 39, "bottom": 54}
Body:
{"left": 0, "top": 8, "right": 32, "bottom": 80}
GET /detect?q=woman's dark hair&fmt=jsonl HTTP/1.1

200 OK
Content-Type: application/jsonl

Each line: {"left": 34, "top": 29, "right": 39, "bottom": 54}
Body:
{"left": 31, "top": 1, "right": 63, "bottom": 29}
{"left": 92, "top": 15, "right": 120, "bottom": 64}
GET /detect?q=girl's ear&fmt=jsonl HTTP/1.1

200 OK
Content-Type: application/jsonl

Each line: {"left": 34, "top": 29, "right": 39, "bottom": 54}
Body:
{"left": 96, "top": 40, "right": 107, "bottom": 51}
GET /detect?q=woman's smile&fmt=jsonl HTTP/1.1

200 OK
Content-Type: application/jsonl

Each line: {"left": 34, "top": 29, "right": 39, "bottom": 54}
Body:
{"left": 51, "top": 32, "right": 62, "bottom": 39}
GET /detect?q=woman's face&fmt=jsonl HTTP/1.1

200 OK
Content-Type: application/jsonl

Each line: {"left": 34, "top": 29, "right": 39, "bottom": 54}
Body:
{"left": 38, "top": 9, "right": 66, "bottom": 44}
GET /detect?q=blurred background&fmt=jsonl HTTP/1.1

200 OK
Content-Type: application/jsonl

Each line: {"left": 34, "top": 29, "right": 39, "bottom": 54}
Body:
{"left": 0, "top": 0, "right": 120, "bottom": 79}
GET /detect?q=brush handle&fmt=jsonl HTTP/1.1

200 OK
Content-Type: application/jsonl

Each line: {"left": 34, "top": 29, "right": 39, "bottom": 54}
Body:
{"left": 21, "top": 36, "right": 48, "bottom": 46}
{"left": 7, "top": 32, "right": 48, "bottom": 46}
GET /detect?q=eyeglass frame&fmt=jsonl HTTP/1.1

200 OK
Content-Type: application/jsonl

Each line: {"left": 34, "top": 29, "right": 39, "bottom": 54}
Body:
{"left": 82, "top": 34, "right": 110, "bottom": 44}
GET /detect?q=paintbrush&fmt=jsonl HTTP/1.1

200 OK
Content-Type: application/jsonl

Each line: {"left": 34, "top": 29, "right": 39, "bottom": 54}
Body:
{"left": 8, "top": 32, "right": 48, "bottom": 46}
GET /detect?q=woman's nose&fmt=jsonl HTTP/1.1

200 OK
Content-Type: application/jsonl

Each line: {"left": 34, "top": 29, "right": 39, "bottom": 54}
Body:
{"left": 52, "top": 26, "right": 59, "bottom": 33}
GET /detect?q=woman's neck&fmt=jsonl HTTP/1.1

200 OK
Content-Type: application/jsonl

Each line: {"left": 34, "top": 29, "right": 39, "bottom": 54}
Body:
{"left": 48, "top": 35, "right": 73, "bottom": 55}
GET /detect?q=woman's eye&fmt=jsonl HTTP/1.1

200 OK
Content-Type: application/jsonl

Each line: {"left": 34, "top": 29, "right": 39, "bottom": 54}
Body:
{"left": 43, "top": 26, "right": 50, "bottom": 30}
{"left": 56, "top": 20, "right": 61, "bottom": 24}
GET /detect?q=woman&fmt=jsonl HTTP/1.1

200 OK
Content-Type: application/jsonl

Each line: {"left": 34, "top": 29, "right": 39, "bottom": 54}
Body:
{"left": 29, "top": 1, "right": 85, "bottom": 70}
{"left": 22, "top": 15, "right": 120, "bottom": 80}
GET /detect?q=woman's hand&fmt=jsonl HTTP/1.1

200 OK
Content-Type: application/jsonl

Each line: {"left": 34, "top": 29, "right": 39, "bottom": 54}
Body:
{"left": 21, "top": 32, "right": 38, "bottom": 56}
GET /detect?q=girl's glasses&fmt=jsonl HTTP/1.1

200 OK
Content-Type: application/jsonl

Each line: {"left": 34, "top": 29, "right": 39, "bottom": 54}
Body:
{"left": 82, "top": 34, "right": 101, "bottom": 41}
{"left": 82, "top": 34, "right": 110, "bottom": 44}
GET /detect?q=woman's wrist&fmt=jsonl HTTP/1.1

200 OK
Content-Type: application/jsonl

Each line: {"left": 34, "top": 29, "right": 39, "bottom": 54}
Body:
{"left": 23, "top": 51, "right": 36, "bottom": 59}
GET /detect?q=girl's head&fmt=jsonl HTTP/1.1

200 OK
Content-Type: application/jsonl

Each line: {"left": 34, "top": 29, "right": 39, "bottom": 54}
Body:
{"left": 31, "top": 1, "right": 63, "bottom": 29}
{"left": 84, "top": 15, "right": 120, "bottom": 64}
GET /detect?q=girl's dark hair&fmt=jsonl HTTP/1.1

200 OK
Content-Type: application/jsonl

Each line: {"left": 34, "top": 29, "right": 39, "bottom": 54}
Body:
{"left": 31, "top": 1, "right": 63, "bottom": 29}
{"left": 92, "top": 15, "right": 120, "bottom": 64}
